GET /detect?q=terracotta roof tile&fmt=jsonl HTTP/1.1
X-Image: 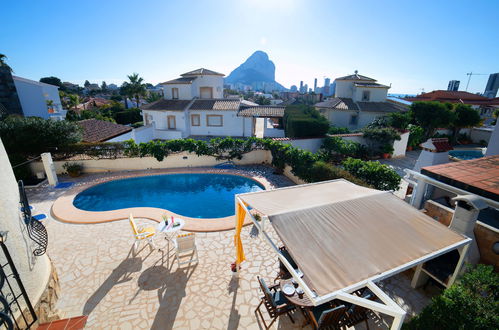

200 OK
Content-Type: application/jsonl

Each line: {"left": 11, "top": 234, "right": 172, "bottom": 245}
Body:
{"left": 238, "top": 106, "right": 285, "bottom": 117}
{"left": 190, "top": 99, "right": 240, "bottom": 111}
{"left": 78, "top": 119, "right": 132, "bottom": 143}
{"left": 421, "top": 155, "right": 499, "bottom": 202}
{"left": 141, "top": 99, "right": 192, "bottom": 111}
{"left": 180, "top": 68, "right": 224, "bottom": 76}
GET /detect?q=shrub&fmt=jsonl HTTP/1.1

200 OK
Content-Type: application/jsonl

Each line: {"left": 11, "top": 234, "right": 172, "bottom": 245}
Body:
{"left": 361, "top": 127, "right": 401, "bottom": 155}
{"left": 0, "top": 116, "right": 82, "bottom": 157}
{"left": 284, "top": 105, "right": 329, "bottom": 138}
{"left": 328, "top": 126, "right": 350, "bottom": 134}
{"left": 408, "top": 124, "right": 424, "bottom": 148}
{"left": 342, "top": 157, "right": 401, "bottom": 190}
{"left": 308, "top": 161, "right": 369, "bottom": 186}
{"left": 114, "top": 108, "right": 142, "bottom": 125}
{"left": 403, "top": 264, "right": 499, "bottom": 330}
{"left": 410, "top": 101, "right": 456, "bottom": 138}
{"left": 320, "top": 136, "right": 367, "bottom": 162}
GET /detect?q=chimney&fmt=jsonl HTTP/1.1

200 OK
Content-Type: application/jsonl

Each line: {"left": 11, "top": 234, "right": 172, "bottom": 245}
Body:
{"left": 413, "top": 138, "right": 453, "bottom": 172}
{"left": 449, "top": 195, "right": 487, "bottom": 264}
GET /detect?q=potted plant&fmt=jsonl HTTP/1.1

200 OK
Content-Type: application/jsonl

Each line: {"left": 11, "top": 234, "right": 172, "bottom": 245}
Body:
{"left": 380, "top": 144, "right": 394, "bottom": 159}
{"left": 63, "top": 162, "right": 83, "bottom": 177}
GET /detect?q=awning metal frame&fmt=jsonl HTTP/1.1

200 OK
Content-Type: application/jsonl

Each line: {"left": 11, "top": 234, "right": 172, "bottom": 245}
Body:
{"left": 235, "top": 181, "right": 472, "bottom": 330}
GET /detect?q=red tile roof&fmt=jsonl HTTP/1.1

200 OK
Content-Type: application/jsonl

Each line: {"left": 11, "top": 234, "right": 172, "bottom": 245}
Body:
{"left": 405, "top": 90, "right": 497, "bottom": 106}
{"left": 421, "top": 155, "right": 499, "bottom": 202}
{"left": 78, "top": 119, "right": 132, "bottom": 143}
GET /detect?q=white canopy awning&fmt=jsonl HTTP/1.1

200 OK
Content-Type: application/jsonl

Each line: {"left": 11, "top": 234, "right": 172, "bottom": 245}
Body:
{"left": 236, "top": 179, "right": 471, "bottom": 329}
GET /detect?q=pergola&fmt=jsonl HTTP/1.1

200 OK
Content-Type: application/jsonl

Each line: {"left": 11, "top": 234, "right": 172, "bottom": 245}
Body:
{"left": 234, "top": 179, "right": 471, "bottom": 329}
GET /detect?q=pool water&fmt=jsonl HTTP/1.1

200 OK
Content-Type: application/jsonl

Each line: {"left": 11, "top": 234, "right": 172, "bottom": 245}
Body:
{"left": 449, "top": 150, "right": 484, "bottom": 160}
{"left": 73, "top": 173, "right": 264, "bottom": 218}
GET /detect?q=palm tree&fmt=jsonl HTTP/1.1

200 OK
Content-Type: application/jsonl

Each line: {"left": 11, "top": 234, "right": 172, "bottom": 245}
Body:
{"left": 0, "top": 53, "right": 13, "bottom": 72}
{"left": 68, "top": 94, "right": 81, "bottom": 110}
{"left": 126, "top": 73, "right": 146, "bottom": 108}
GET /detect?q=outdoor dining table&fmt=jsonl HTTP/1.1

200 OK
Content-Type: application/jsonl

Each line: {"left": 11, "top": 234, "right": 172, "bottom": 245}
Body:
{"left": 156, "top": 217, "right": 185, "bottom": 243}
{"left": 279, "top": 278, "right": 314, "bottom": 307}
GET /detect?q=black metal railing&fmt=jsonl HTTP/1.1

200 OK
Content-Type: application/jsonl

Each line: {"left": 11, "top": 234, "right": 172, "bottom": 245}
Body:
{"left": 0, "top": 238, "right": 37, "bottom": 329}
{"left": 18, "top": 181, "right": 48, "bottom": 257}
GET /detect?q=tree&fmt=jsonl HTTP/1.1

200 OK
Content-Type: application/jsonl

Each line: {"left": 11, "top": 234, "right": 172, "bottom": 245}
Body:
{"left": 410, "top": 101, "right": 455, "bottom": 139}
{"left": 40, "top": 76, "right": 63, "bottom": 89}
{"left": 0, "top": 53, "right": 13, "bottom": 72}
{"left": 125, "top": 73, "right": 147, "bottom": 108}
{"left": 255, "top": 95, "right": 271, "bottom": 105}
{"left": 101, "top": 81, "right": 108, "bottom": 93}
{"left": 450, "top": 104, "right": 482, "bottom": 143}
{"left": 119, "top": 82, "right": 130, "bottom": 109}
{"left": 145, "top": 92, "right": 162, "bottom": 103}
{"left": 67, "top": 94, "right": 81, "bottom": 110}
{"left": 84, "top": 80, "right": 90, "bottom": 88}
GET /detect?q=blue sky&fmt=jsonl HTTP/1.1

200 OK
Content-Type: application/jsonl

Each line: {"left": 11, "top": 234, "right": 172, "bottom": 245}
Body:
{"left": 2, "top": 0, "right": 498, "bottom": 94}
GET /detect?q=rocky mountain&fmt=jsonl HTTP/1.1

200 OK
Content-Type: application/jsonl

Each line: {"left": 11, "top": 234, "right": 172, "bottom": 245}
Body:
{"left": 225, "top": 51, "right": 287, "bottom": 91}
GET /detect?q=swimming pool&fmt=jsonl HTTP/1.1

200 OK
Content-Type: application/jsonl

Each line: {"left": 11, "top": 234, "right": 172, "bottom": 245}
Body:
{"left": 73, "top": 173, "right": 264, "bottom": 218}
{"left": 449, "top": 150, "right": 484, "bottom": 161}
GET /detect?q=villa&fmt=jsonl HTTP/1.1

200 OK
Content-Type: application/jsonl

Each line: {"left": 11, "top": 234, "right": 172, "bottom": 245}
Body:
{"left": 140, "top": 68, "right": 285, "bottom": 140}
{"left": 315, "top": 71, "right": 408, "bottom": 130}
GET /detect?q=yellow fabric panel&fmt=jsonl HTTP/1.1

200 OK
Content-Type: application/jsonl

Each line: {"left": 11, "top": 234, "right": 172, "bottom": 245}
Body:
{"left": 234, "top": 202, "right": 246, "bottom": 264}
{"left": 138, "top": 226, "right": 156, "bottom": 238}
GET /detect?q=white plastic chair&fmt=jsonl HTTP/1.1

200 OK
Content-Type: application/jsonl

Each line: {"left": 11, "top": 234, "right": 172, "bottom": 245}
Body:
{"left": 174, "top": 233, "right": 198, "bottom": 267}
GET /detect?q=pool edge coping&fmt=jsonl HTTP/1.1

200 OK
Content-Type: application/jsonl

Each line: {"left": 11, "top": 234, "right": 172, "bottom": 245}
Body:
{"left": 51, "top": 168, "right": 272, "bottom": 232}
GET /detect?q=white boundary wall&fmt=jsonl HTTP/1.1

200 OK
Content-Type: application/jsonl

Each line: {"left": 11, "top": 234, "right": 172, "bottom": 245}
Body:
{"left": 30, "top": 150, "right": 272, "bottom": 174}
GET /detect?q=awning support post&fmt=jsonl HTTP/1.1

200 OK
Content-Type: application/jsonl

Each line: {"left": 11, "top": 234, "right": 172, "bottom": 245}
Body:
{"left": 448, "top": 243, "right": 470, "bottom": 287}
{"left": 410, "top": 177, "right": 427, "bottom": 209}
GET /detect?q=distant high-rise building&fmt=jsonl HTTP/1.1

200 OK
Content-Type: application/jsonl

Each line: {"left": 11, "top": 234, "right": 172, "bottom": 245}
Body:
{"left": 324, "top": 78, "right": 330, "bottom": 88}
{"left": 299, "top": 81, "right": 304, "bottom": 93}
{"left": 290, "top": 85, "right": 297, "bottom": 92}
{"left": 323, "top": 77, "right": 331, "bottom": 96}
{"left": 314, "top": 78, "right": 317, "bottom": 92}
{"left": 304, "top": 84, "right": 308, "bottom": 94}
{"left": 447, "top": 80, "right": 460, "bottom": 91}
{"left": 484, "top": 73, "right": 499, "bottom": 98}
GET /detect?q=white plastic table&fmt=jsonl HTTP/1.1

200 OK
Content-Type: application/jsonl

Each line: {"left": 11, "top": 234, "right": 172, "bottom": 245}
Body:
{"left": 156, "top": 218, "right": 185, "bottom": 243}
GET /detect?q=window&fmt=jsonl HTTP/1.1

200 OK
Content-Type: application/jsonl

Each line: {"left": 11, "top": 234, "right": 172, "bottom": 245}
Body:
{"left": 362, "top": 90, "right": 370, "bottom": 101}
{"left": 191, "top": 114, "right": 200, "bottom": 126}
{"left": 200, "top": 87, "right": 213, "bottom": 98}
{"left": 206, "top": 115, "right": 223, "bottom": 127}
{"left": 167, "top": 115, "right": 176, "bottom": 129}
{"left": 349, "top": 114, "right": 359, "bottom": 126}
{"left": 172, "top": 88, "right": 179, "bottom": 99}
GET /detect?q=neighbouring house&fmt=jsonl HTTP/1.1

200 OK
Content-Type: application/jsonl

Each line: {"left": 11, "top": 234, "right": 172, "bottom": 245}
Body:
{"left": 140, "top": 68, "right": 285, "bottom": 140}
{"left": 76, "top": 97, "right": 112, "bottom": 111}
{"left": 405, "top": 90, "right": 499, "bottom": 123}
{"left": 78, "top": 119, "right": 133, "bottom": 143}
{"left": 315, "top": 71, "right": 408, "bottom": 130}
{"left": 10, "top": 76, "right": 66, "bottom": 120}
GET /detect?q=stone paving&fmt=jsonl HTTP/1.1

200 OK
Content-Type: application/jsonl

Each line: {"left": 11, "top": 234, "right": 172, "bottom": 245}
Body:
{"left": 27, "top": 166, "right": 436, "bottom": 329}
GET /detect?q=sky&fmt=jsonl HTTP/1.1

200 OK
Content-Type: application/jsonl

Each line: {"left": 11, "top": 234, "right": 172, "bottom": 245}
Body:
{"left": 1, "top": 0, "right": 498, "bottom": 94}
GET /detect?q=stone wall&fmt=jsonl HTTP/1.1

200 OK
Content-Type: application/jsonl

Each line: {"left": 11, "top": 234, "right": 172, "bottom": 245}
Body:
{"left": 424, "top": 200, "right": 499, "bottom": 269}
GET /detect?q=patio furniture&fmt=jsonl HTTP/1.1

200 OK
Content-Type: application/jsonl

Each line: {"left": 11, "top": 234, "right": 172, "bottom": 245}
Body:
{"left": 156, "top": 217, "right": 185, "bottom": 245}
{"left": 235, "top": 179, "right": 472, "bottom": 330}
{"left": 278, "top": 278, "right": 313, "bottom": 307}
{"left": 255, "top": 276, "right": 295, "bottom": 329}
{"left": 342, "top": 293, "right": 375, "bottom": 330}
{"left": 274, "top": 246, "right": 298, "bottom": 282}
{"left": 305, "top": 303, "right": 348, "bottom": 330}
{"left": 128, "top": 214, "right": 156, "bottom": 251}
{"left": 173, "top": 233, "right": 198, "bottom": 267}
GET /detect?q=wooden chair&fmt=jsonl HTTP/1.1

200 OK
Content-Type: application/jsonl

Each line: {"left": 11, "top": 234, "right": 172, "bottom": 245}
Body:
{"left": 255, "top": 276, "right": 295, "bottom": 329}
{"left": 342, "top": 293, "right": 375, "bottom": 330}
{"left": 306, "top": 303, "right": 348, "bottom": 330}
{"left": 274, "top": 246, "right": 298, "bottom": 282}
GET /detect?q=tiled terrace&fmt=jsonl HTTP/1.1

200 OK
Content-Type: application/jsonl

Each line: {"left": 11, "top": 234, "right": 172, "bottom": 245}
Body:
{"left": 28, "top": 166, "right": 435, "bottom": 329}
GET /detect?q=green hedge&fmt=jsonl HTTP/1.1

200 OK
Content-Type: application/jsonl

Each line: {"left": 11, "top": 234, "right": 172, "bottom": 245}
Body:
{"left": 403, "top": 264, "right": 499, "bottom": 330}
{"left": 342, "top": 157, "right": 401, "bottom": 191}
{"left": 320, "top": 136, "right": 367, "bottom": 162}
{"left": 284, "top": 105, "right": 329, "bottom": 138}
{"left": 114, "top": 108, "right": 142, "bottom": 125}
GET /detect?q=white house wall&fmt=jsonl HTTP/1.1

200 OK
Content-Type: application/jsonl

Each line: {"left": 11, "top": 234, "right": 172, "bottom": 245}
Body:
{"left": 13, "top": 78, "right": 62, "bottom": 119}
{"left": 163, "top": 84, "right": 192, "bottom": 99}
{"left": 189, "top": 110, "right": 248, "bottom": 137}
{"left": 353, "top": 87, "right": 387, "bottom": 102}
{"left": 325, "top": 109, "right": 383, "bottom": 130}
{"left": 334, "top": 81, "right": 354, "bottom": 98}
{"left": 190, "top": 75, "right": 223, "bottom": 98}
